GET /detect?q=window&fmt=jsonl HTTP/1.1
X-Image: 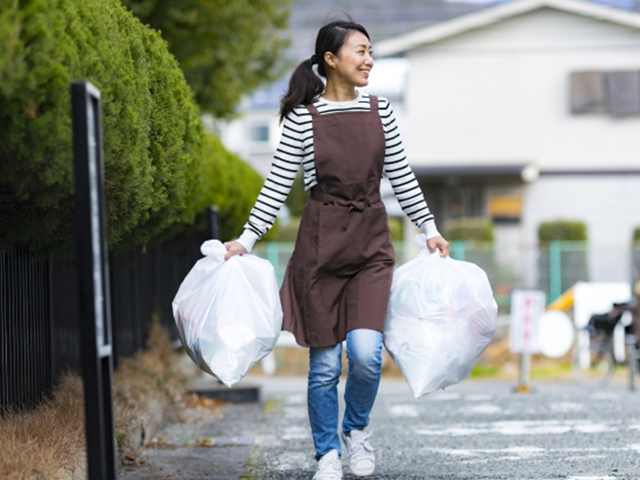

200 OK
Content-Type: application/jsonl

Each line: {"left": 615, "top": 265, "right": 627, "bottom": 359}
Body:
{"left": 446, "top": 187, "right": 484, "bottom": 220}
{"left": 249, "top": 124, "right": 269, "bottom": 143}
{"left": 570, "top": 70, "right": 640, "bottom": 117}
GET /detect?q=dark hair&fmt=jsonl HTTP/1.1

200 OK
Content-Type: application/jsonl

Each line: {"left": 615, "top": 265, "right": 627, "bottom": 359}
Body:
{"left": 279, "top": 20, "right": 370, "bottom": 122}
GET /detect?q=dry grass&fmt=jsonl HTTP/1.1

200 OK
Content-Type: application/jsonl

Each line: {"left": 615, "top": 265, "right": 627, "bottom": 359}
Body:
{"left": 0, "top": 316, "right": 197, "bottom": 480}
{"left": 0, "top": 373, "right": 86, "bottom": 480}
{"left": 112, "top": 317, "right": 193, "bottom": 459}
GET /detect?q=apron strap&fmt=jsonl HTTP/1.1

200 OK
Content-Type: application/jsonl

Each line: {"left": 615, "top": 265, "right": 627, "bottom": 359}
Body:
{"left": 305, "top": 102, "right": 320, "bottom": 116}
{"left": 369, "top": 95, "right": 378, "bottom": 113}
{"left": 307, "top": 96, "right": 377, "bottom": 115}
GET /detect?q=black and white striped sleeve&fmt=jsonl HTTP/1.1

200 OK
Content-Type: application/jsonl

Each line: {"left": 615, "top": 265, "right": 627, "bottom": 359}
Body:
{"left": 237, "top": 113, "right": 304, "bottom": 252}
{"left": 380, "top": 98, "right": 440, "bottom": 239}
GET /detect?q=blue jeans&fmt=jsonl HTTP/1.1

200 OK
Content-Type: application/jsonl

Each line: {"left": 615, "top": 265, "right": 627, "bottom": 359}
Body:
{"left": 307, "top": 328, "right": 383, "bottom": 460}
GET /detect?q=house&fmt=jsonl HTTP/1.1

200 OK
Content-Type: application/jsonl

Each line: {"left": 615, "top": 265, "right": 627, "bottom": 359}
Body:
{"left": 212, "top": 0, "right": 640, "bottom": 291}
{"left": 375, "top": 0, "right": 640, "bottom": 285}
{"left": 213, "top": 1, "right": 511, "bottom": 176}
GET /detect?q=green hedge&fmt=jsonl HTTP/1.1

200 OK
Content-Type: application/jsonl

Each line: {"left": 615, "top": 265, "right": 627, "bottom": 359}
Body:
{"left": 284, "top": 171, "right": 309, "bottom": 218}
{"left": 444, "top": 217, "right": 494, "bottom": 242}
{"left": 0, "top": 0, "right": 266, "bottom": 252}
{"left": 0, "top": 0, "right": 202, "bottom": 251}
{"left": 274, "top": 218, "right": 301, "bottom": 242}
{"left": 538, "top": 220, "right": 587, "bottom": 243}
{"left": 388, "top": 217, "right": 403, "bottom": 242}
{"left": 189, "top": 133, "right": 277, "bottom": 242}
{"left": 633, "top": 227, "right": 640, "bottom": 281}
{"left": 537, "top": 220, "right": 588, "bottom": 295}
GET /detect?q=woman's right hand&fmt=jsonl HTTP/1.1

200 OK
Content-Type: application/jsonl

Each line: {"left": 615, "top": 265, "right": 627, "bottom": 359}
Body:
{"left": 427, "top": 235, "right": 450, "bottom": 257}
{"left": 223, "top": 240, "right": 248, "bottom": 260}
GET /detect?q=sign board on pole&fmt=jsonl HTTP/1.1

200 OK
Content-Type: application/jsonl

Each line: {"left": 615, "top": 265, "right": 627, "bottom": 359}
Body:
{"left": 510, "top": 290, "right": 546, "bottom": 354}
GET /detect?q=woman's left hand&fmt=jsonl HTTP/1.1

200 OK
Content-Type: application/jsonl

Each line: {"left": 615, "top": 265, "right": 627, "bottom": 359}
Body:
{"left": 427, "top": 235, "right": 449, "bottom": 257}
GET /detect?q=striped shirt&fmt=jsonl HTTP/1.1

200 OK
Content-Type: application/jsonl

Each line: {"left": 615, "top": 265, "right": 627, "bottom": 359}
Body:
{"left": 237, "top": 91, "right": 438, "bottom": 252}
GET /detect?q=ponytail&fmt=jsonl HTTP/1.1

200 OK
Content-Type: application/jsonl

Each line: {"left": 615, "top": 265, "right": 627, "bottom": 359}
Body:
{"left": 279, "top": 59, "right": 324, "bottom": 123}
{"left": 279, "top": 20, "right": 370, "bottom": 123}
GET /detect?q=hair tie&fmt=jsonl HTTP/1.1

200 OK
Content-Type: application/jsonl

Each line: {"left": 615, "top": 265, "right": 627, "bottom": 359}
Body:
{"left": 310, "top": 54, "right": 317, "bottom": 65}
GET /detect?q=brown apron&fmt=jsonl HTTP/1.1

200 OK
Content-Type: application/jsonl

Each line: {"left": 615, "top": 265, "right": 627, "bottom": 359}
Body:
{"left": 280, "top": 95, "right": 395, "bottom": 347}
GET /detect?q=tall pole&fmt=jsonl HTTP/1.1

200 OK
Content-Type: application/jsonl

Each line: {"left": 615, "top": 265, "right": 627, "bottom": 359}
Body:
{"left": 71, "top": 80, "right": 117, "bottom": 480}
{"left": 208, "top": 205, "right": 220, "bottom": 240}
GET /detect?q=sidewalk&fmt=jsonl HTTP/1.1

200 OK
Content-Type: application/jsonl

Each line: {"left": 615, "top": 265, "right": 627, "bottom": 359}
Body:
{"left": 119, "top": 379, "right": 264, "bottom": 480}
{"left": 119, "top": 375, "right": 307, "bottom": 480}
{"left": 122, "top": 374, "right": 640, "bottom": 480}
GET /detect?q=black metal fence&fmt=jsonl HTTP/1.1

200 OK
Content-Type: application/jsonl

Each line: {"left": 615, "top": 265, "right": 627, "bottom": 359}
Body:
{"left": 0, "top": 232, "right": 206, "bottom": 410}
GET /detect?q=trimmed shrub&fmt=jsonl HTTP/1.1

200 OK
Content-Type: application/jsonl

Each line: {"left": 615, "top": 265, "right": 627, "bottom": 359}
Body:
{"left": 0, "top": 0, "right": 201, "bottom": 252}
{"left": 186, "top": 133, "right": 277, "bottom": 242}
{"left": 632, "top": 227, "right": 640, "bottom": 281}
{"left": 388, "top": 217, "right": 403, "bottom": 242}
{"left": 538, "top": 220, "right": 587, "bottom": 243}
{"left": 444, "top": 217, "right": 494, "bottom": 242}
{"left": 284, "top": 171, "right": 309, "bottom": 218}
{"left": 275, "top": 218, "right": 301, "bottom": 242}
{"left": 537, "top": 220, "right": 588, "bottom": 296}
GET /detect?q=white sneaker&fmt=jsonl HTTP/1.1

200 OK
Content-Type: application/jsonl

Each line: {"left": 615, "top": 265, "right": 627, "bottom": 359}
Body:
{"left": 341, "top": 429, "right": 375, "bottom": 476}
{"left": 313, "top": 449, "right": 343, "bottom": 480}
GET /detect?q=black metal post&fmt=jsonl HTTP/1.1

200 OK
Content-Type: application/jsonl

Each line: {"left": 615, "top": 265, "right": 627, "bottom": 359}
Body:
{"left": 208, "top": 205, "right": 221, "bottom": 240}
{"left": 71, "top": 80, "right": 117, "bottom": 480}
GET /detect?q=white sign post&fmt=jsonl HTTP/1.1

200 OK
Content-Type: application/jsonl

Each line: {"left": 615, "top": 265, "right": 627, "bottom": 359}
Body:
{"left": 510, "top": 290, "right": 546, "bottom": 393}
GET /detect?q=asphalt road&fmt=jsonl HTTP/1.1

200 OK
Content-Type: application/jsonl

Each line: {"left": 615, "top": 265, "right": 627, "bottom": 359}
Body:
{"left": 123, "top": 375, "right": 640, "bottom": 480}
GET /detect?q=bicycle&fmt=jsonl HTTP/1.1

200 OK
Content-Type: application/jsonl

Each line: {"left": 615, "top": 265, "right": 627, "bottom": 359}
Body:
{"left": 571, "top": 302, "right": 639, "bottom": 390}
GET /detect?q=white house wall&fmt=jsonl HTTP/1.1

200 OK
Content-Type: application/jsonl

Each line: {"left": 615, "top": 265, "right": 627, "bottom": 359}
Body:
{"left": 524, "top": 174, "right": 640, "bottom": 280}
{"left": 406, "top": 7, "right": 640, "bottom": 170}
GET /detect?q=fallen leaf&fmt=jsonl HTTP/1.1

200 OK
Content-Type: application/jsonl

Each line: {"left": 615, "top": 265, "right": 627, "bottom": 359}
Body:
{"left": 191, "top": 438, "right": 212, "bottom": 447}
{"left": 123, "top": 452, "right": 143, "bottom": 466}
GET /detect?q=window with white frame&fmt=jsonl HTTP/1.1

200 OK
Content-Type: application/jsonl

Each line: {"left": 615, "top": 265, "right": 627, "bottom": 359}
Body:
{"left": 570, "top": 70, "right": 640, "bottom": 117}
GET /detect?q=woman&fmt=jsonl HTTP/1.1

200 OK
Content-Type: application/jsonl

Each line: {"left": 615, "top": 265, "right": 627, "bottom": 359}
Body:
{"left": 225, "top": 20, "right": 449, "bottom": 480}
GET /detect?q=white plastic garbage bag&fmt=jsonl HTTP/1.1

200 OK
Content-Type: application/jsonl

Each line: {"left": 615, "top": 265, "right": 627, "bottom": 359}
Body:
{"left": 384, "top": 234, "right": 497, "bottom": 399}
{"left": 172, "top": 240, "right": 283, "bottom": 387}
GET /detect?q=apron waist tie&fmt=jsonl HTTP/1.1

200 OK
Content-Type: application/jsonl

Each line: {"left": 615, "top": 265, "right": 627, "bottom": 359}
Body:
{"left": 310, "top": 190, "right": 381, "bottom": 230}
{"left": 342, "top": 201, "right": 368, "bottom": 230}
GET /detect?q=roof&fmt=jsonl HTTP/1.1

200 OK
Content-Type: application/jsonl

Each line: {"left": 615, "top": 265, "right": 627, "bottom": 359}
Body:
{"left": 375, "top": 0, "right": 640, "bottom": 56}
{"left": 286, "top": 0, "right": 496, "bottom": 61}
{"left": 249, "top": 0, "right": 491, "bottom": 108}
{"left": 246, "top": 0, "right": 640, "bottom": 109}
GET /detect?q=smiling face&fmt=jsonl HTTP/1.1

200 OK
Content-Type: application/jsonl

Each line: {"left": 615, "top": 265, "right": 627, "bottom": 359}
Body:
{"left": 324, "top": 31, "right": 373, "bottom": 88}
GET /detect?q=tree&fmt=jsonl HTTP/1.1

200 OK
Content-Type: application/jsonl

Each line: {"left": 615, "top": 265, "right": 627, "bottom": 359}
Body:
{"left": 120, "top": 0, "right": 293, "bottom": 118}
{"left": 0, "top": 0, "right": 254, "bottom": 252}
{"left": 1, "top": 0, "right": 201, "bottom": 251}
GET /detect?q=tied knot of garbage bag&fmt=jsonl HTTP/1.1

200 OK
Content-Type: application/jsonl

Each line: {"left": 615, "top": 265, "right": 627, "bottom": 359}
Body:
{"left": 200, "top": 239, "right": 227, "bottom": 258}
